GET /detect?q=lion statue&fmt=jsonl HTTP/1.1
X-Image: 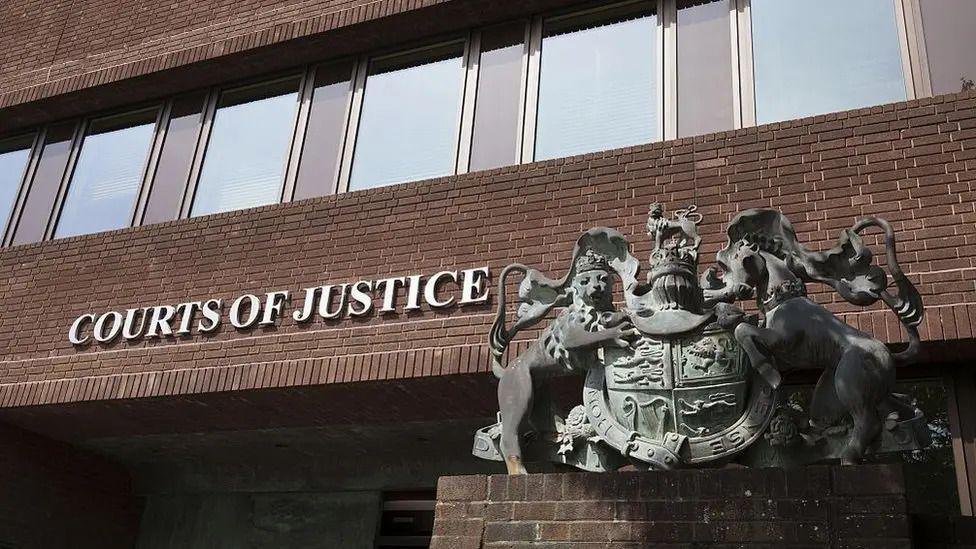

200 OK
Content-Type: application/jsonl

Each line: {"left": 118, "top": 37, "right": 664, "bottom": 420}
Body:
{"left": 489, "top": 230, "right": 637, "bottom": 474}
{"left": 647, "top": 202, "right": 702, "bottom": 254}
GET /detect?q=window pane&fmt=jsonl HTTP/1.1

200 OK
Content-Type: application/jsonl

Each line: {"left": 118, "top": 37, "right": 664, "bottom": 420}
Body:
{"left": 0, "top": 134, "right": 34, "bottom": 237}
{"left": 536, "top": 3, "right": 657, "bottom": 161}
{"left": 295, "top": 61, "right": 355, "bottom": 200}
{"left": 191, "top": 78, "right": 300, "bottom": 217}
{"left": 752, "top": 0, "right": 907, "bottom": 125}
{"left": 677, "top": 0, "right": 734, "bottom": 137}
{"left": 54, "top": 110, "right": 157, "bottom": 238}
{"left": 12, "top": 123, "right": 76, "bottom": 246}
{"left": 143, "top": 93, "right": 206, "bottom": 225}
{"left": 470, "top": 22, "right": 525, "bottom": 172}
{"left": 919, "top": 0, "right": 976, "bottom": 95}
{"left": 350, "top": 43, "right": 465, "bottom": 191}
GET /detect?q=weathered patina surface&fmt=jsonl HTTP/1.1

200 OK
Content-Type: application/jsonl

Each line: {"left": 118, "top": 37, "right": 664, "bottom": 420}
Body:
{"left": 475, "top": 205, "right": 929, "bottom": 473}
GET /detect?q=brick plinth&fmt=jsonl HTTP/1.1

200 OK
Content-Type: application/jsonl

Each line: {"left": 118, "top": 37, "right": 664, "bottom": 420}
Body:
{"left": 431, "top": 465, "right": 913, "bottom": 548}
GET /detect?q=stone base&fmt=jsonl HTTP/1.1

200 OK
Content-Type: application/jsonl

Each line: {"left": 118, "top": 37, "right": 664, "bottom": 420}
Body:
{"left": 431, "top": 465, "right": 913, "bottom": 548}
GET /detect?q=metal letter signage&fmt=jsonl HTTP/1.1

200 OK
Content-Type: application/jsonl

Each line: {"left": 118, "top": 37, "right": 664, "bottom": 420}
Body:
{"left": 69, "top": 266, "right": 491, "bottom": 346}
{"left": 474, "top": 205, "right": 931, "bottom": 473}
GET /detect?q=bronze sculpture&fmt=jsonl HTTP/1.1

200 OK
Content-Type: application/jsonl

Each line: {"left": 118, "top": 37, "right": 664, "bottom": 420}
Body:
{"left": 475, "top": 205, "right": 929, "bottom": 473}
{"left": 702, "top": 210, "right": 925, "bottom": 464}
{"left": 488, "top": 246, "right": 637, "bottom": 475}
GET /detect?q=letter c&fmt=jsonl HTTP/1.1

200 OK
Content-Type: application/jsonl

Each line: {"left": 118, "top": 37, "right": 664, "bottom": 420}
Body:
{"left": 69, "top": 313, "right": 96, "bottom": 345}
{"left": 424, "top": 270, "right": 458, "bottom": 308}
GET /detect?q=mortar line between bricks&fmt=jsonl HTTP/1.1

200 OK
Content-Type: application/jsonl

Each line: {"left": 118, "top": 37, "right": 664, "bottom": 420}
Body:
{"left": 2, "top": 347, "right": 488, "bottom": 385}
{"left": 0, "top": 0, "right": 404, "bottom": 101}
{"left": 0, "top": 311, "right": 497, "bottom": 366}
{"left": 0, "top": 352, "right": 493, "bottom": 407}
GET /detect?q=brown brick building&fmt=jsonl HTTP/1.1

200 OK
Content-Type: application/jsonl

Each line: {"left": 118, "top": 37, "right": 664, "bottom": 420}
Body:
{"left": 0, "top": 0, "right": 974, "bottom": 546}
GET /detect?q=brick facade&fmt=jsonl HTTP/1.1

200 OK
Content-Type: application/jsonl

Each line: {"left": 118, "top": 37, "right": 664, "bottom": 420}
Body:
{"left": 2, "top": 0, "right": 975, "bottom": 546}
{"left": 0, "top": 90, "right": 974, "bottom": 408}
{"left": 0, "top": 0, "right": 442, "bottom": 109}
{"left": 0, "top": 0, "right": 589, "bottom": 129}
{"left": 430, "top": 465, "right": 914, "bottom": 548}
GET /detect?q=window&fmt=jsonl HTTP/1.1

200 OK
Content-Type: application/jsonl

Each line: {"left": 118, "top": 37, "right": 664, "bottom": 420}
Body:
{"left": 470, "top": 22, "right": 526, "bottom": 172}
{"left": 294, "top": 61, "right": 355, "bottom": 200}
{"left": 919, "top": 0, "right": 976, "bottom": 96}
{"left": 4, "top": 0, "right": 953, "bottom": 243}
{"left": 12, "top": 123, "right": 76, "bottom": 246}
{"left": 53, "top": 109, "right": 158, "bottom": 238}
{"left": 143, "top": 93, "right": 206, "bottom": 225}
{"left": 190, "top": 77, "right": 301, "bottom": 217}
{"left": 535, "top": 2, "right": 658, "bottom": 161}
{"left": 0, "top": 135, "right": 34, "bottom": 237}
{"left": 677, "top": 0, "right": 734, "bottom": 137}
{"left": 349, "top": 43, "right": 466, "bottom": 191}
{"left": 751, "top": 0, "right": 907, "bottom": 125}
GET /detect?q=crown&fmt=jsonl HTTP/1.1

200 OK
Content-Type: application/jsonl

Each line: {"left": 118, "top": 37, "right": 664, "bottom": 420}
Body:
{"left": 575, "top": 250, "right": 612, "bottom": 274}
{"left": 643, "top": 204, "right": 705, "bottom": 314}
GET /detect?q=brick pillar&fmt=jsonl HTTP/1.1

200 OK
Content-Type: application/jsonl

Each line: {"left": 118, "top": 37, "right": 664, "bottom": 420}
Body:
{"left": 431, "top": 464, "right": 913, "bottom": 548}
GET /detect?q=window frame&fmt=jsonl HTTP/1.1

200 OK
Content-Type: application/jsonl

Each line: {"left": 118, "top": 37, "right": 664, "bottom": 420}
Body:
{"left": 900, "top": 0, "right": 937, "bottom": 99}
{"left": 0, "top": 131, "right": 43, "bottom": 247}
{"left": 670, "top": 0, "right": 743, "bottom": 137}
{"left": 462, "top": 19, "right": 533, "bottom": 173}
{"left": 286, "top": 58, "right": 360, "bottom": 200}
{"left": 4, "top": 121, "right": 84, "bottom": 247}
{"left": 523, "top": 0, "right": 667, "bottom": 161}
{"left": 135, "top": 93, "right": 212, "bottom": 228}
{"left": 180, "top": 73, "right": 306, "bottom": 218}
{"left": 0, "top": 0, "right": 946, "bottom": 249}
{"left": 456, "top": 29, "right": 482, "bottom": 175}
{"left": 337, "top": 37, "right": 472, "bottom": 193}
{"left": 133, "top": 100, "right": 174, "bottom": 227}
{"left": 47, "top": 105, "right": 164, "bottom": 240}
{"left": 735, "top": 0, "right": 922, "bottom": 127}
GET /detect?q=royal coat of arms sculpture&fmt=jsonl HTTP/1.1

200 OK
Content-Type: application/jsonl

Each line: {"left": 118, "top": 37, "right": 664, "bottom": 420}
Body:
{"left": 474, "top": 205, "right": 930, "bottom": 474}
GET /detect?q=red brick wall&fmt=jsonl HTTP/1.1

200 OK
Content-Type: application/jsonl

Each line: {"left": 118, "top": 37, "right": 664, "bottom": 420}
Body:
{"left": 0, "top": 0, "right": 587, "bottom": 128}
{"left": 0, "top": 91, "right": 973, "bottom": 408}
{"left": 0, "top": 0, "right": 427, "bottom": 108}
{"left": 0, "top": 421, "right": 139, "bottom": 548}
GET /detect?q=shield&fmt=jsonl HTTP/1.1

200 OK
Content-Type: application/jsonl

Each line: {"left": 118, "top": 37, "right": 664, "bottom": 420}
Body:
{"left": 583, "top": 321, "right": 776, "bottom": 468}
